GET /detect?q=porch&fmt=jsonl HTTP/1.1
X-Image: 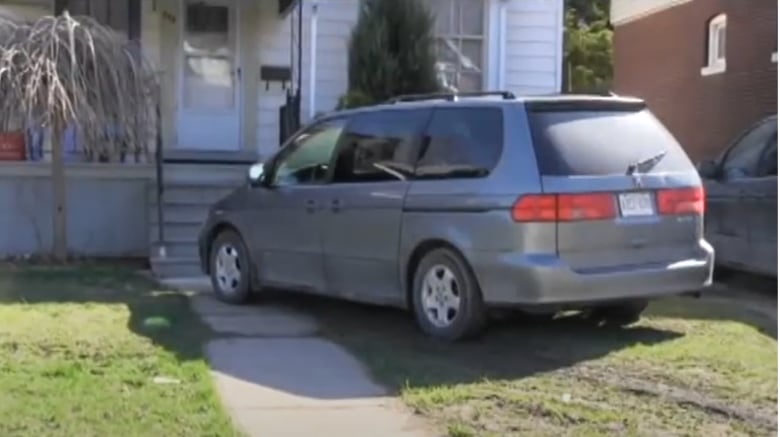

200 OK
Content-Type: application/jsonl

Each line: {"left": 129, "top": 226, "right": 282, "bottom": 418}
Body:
{"left": 0, "top": 0, "right": 316, "bottom": 274}
{"left": 0, "top": 0, "right": 308, "bottom": 162}
{"left": 145, "top": 0, "right": 305, "bottom": 161}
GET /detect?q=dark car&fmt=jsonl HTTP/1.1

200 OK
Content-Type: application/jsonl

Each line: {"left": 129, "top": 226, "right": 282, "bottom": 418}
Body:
{"left": 698, "top": 114, "right": 778, "bottom": 278}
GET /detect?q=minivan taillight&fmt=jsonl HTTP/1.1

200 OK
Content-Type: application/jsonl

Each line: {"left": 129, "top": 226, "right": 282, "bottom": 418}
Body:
{"left": 512, "top": 193, "right": 616, "bottom": 222}
{"left": 657, "top": 186, "right": 705, "bottom": 216}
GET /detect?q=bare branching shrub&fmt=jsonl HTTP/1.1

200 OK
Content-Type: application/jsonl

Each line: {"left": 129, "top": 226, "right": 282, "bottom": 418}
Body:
{"left": 0, "top": 12, "right": 158, "bottom": 162}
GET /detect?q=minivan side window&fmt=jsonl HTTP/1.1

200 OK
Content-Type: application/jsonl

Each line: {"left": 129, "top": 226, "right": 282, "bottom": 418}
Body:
{"left": 416, "top": 107, "right": 504, "bottom": 179}
{"left": 331, "top": 109, "right": 429, "bottom": 183}
{"left": 271, "top": 118, "right": 346, "bottom": 186}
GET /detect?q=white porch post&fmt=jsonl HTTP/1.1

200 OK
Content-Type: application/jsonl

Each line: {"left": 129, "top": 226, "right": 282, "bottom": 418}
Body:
{"left": 497, "top": 0, "right": 508, "bottom": 90}
{"left": 308, "top": 1, "right": 319, "bottom": 120}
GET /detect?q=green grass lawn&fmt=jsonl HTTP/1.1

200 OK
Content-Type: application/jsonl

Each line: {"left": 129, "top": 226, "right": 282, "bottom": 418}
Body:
{"left": 277, "top": 289, "right": 778, "bottom": 437}
{"left": 1, "top": 264, "right": 774, "bottom": 437}
{"left": 0, "top": 265, "right": 238, "bottom": 437}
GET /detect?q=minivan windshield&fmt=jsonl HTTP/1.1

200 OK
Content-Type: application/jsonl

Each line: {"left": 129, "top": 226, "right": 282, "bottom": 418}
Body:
{"left": 527, "top": 108, "right": 691, "bottom": 176}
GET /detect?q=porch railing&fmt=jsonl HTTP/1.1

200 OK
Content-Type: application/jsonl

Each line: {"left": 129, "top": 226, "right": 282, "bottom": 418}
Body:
{"left": 154, "top": 102, "right": 165, "bottom": 257}
{"left": 279, "top": 90, "right": 301, "bottom": 146}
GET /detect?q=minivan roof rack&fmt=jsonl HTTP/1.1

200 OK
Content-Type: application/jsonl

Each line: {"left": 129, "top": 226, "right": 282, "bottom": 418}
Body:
{"left": 387, "top": 91, "right": 516, "bottom": 104}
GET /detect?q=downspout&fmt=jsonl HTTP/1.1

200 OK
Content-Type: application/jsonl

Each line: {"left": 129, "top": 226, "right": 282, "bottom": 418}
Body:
{"left": 555, "top": 0, "right": 564, "bottom": 93}
{"left": 296, "top": 0, "right": 303, "bottom": 127}
{"left": 308, "top": 1, "right": 319, "bottom": 120}
{"left": 497, "top": 0, "right": 508, "bottom": 90}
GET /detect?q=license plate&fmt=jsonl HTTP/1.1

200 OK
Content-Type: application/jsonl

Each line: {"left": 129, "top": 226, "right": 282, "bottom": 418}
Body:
{"left": 618, "top": 192, "right": 654, "bottom": 217}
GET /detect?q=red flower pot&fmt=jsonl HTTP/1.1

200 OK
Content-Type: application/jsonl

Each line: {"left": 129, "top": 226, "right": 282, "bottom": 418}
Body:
{"left": 0, "top": 131, "right": 26, "bottom": 161}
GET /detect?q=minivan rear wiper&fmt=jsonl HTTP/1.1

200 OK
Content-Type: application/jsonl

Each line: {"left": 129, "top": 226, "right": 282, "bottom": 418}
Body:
{"left": 626, "top": 150, "right": 668, "bottom": 175}
{"left": 415, "top": 164, "right": 490, "bottom": 179}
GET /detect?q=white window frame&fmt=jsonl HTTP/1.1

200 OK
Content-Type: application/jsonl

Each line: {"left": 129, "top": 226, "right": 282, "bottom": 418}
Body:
{"left": 431, "top": 0, "right": 487, "bottom": 92}
{"left": 701, "top": 13, "right": 727, "bottom": 76}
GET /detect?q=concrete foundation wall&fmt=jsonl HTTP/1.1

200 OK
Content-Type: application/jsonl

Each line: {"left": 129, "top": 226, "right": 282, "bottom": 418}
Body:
{"left": 0, "top": 163, "right": 153, "bottom": 258}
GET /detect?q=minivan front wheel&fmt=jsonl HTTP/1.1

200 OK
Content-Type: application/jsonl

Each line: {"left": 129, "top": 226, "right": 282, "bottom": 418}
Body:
{"left": 412, "top": 248, "right": 486, "bottom": 341}
{"left": 209, "top": 230, "right": 252, "bottom": 304}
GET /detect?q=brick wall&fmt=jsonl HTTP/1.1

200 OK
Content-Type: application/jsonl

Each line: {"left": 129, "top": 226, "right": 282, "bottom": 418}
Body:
{"left": 613, "top": 0, "right": 777, "bottom": 162}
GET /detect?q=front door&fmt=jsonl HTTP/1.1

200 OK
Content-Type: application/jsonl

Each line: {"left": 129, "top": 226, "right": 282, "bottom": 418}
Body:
{"left": 177, "top": 0, "right": 241, "bottom": 150}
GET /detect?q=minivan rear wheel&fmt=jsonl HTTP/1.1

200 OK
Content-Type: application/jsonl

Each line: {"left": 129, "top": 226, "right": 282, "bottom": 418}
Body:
{"left": 412, "top": 248, "right": 486, "bottom": 341}
{"left": 209, "top": 230, "right": 252, "bottom": 305}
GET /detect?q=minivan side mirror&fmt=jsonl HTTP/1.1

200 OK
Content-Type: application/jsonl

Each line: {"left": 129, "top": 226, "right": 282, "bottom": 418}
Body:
{"left": 697, "top": 160, "right": 719, "bottom": 179}
{"left": 247, "top": 163, "right": 265, "bottom": 186}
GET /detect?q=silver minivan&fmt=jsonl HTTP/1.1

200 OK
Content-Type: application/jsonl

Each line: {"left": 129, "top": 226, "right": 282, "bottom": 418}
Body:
{"left": 198, "top": 93, "right": 714, "bottom": 340}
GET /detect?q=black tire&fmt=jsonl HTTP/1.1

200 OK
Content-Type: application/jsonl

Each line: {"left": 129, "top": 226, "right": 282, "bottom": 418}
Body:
{"left": 590, "top": 300, "right": 648, "bottom": 326}
{"left": 209, "top": 230, "right": 252, "bottom": 305}
{"left": 411, "top": 248, "right": 487, "bottom": 341}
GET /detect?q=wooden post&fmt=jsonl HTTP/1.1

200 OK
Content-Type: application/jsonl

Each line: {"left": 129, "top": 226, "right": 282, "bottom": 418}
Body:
{"left": 51, "top": 119, "right": 67, "bottom": 260}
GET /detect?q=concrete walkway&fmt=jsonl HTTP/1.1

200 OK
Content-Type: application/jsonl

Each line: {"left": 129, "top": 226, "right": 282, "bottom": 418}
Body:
{"left": 163, "top": 277, "right": 432, "bottom": 437}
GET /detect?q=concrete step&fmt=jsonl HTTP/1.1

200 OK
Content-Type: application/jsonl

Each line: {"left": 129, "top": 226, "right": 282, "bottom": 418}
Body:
{"left": 149, "top": 223, "right": 202, "bottom": 242}
{"left": 162, "top": 150, "right": 258, "bottom": 165}
{"left": 162, "top": 163, "right": 250, "bottom": 186}
{"left": 151, "top": 256, "right": 203, "bottom": 278}
{"left": 150, "top": 185, "right": 237, "bottom": 206}
{"left": 149, "top": 204, "right": 210, "bottom": 226}
{"left": 155, "top": 239, "right": 199, "bottom": 259}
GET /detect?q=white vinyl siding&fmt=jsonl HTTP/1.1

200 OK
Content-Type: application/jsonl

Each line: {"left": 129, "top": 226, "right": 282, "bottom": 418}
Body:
{"left": 255, "top": 0, "right": 357, "bottom": 157}
{"left": 502, "top": 0, "right": 562, "bottom": 94}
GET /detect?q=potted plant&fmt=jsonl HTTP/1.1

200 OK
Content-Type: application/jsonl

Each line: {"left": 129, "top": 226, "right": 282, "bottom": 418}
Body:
{"left": 0, "top": 117, "right": 26, "bottom": 161}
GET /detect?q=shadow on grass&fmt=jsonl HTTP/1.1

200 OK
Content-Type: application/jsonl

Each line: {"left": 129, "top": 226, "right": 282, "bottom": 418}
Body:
{"left": 646, "top": 274, "right": 778, "bottom": 339}
{"left": 6, "top": 264, "right": 770, "bottom": 401}
{"left": 0, "top": 264, "right": 683, "bottom": 396}
{"left": 0, "top": 264, "right": 211, "bottom": 363}
{"left": 256, "top": 290, "right": 684, "bottom": 392}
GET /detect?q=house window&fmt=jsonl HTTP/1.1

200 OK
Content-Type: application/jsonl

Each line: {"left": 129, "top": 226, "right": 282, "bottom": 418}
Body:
{"left": 430, "top": 0, "right": 485, "bottom": 92}
{"left": 55, "top": 0, "right": 132, "bottom": 38}
{"left": 701, "top": 13, "right": 727, "bottom": 76}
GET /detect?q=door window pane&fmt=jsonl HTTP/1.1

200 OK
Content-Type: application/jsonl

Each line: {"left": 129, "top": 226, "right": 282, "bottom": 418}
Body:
{"left": 182, "top": 2, "right": 235, "bottom": 111}
{"left": 333, "top": 109, "right": 429, "bottom": 183}
{"left": 417, "top": 107, "right": 503, "bottom": 178}
{"left": 273, "top": 119, "right": 346, "bottom": 186}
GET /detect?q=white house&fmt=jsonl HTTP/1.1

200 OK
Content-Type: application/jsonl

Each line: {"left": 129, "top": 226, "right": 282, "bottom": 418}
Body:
{"left": 0, "top": 0, "right": 563, "bottom": 275}
{"left": 0, "top": 0, "right": 563, "bottom": 159}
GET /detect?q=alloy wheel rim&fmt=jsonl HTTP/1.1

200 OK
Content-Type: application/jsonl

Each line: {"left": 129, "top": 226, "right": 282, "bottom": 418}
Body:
{"left": 421, "top": 264, "right": 461, "bottom": 328}
{"left": 215, "top": 244, "right": 241, "bottom": 295}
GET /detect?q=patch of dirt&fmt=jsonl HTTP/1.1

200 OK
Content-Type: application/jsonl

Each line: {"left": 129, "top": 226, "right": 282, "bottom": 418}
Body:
{"left": 567, "top": 364, "right": 778, "bottom": 433}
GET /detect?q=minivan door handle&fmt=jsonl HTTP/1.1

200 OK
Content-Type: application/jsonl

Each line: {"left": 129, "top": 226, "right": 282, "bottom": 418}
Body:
{"left": 331, "top": 199, "right": 343, "bottom": 213}
{"left": 305, "top": 199, "right": 317, "bottom": 214}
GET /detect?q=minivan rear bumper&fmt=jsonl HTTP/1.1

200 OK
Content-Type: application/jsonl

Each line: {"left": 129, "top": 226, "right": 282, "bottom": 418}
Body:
{"left": 466, "top": 240, "right": 714, "bottom": 306}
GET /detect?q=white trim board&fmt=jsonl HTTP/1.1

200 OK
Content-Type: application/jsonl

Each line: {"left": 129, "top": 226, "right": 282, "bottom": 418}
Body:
{"left": 611, "top": 0, "right": 693, "bottom": 26}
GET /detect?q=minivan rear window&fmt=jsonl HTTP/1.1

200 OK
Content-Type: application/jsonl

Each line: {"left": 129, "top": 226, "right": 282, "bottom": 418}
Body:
{"left": 527, "top": 108, "right": 692, "bottom": 176}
